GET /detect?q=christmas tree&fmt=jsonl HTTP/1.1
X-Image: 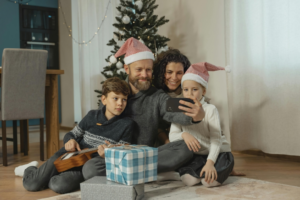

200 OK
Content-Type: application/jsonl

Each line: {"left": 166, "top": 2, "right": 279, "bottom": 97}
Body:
{"left": 95, "top": 0, "right": 170, "bottom": 104}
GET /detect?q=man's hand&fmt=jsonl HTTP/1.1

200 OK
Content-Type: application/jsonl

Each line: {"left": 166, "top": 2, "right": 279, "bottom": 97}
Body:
{"left": 182, "top": 132, "right": 201, "bottom": 152}
{"left": 200, "top": 159, "right": 217, "bottom": 184}
{"left": 65, "top": 139, "right": 81, "bottom": 152}
{"left": 179, "top": 97, "right": 205, "bottom": 122}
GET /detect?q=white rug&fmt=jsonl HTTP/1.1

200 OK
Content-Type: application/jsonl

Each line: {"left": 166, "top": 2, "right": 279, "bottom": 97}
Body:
{"left": 40, "top": 177, "right": 300, "bottom": 200}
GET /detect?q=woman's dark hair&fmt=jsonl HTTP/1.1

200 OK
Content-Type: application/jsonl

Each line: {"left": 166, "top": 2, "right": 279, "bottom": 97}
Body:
{"left": 153, "top": 48, "right": 191, "bottom": 92}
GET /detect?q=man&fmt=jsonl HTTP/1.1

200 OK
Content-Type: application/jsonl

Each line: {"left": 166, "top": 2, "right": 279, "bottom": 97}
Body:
{"left": 100, "top": 37, "right": 205, "bottom": 173}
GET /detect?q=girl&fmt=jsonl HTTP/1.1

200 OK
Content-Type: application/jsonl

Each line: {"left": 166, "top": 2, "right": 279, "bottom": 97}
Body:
{"left": 169, "top": 62, "right": 234, "bottom": 187}
{"left": 153, "top": 50, "right": 244, "bottom": 177}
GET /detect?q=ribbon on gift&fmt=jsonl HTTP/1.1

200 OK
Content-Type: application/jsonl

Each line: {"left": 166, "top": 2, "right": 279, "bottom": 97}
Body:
{"left": 112, "top": 145, "right": 148, "bottom": 185}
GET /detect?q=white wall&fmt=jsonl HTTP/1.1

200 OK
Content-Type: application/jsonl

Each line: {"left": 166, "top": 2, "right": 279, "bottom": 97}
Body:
{"left": 59, "top": 0, "right": 75, "bottom": 128}
{"left": 155, "top": 0, "right": 231, "bottom": 142}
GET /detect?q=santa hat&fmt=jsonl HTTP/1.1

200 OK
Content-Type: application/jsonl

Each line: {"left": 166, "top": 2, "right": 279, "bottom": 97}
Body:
{"left": 181, "top": 62, "right": 231, "bottom": 88}
{"left": 110, "top": 37, "right": 154, "bottom": 65}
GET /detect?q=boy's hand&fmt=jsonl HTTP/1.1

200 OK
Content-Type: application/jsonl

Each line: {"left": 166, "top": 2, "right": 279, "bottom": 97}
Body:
{"left": 179, "top": 97, "right": 205, "bottom": 122}
{"left": 98, "top": 140, "right": 114, "bottom": 158}
{"left": 200, "top": 159, "right": 217, "bottom": 184}
{"left": 182, "top": 132, "right": 201, "bottom": 152}
{"left": 65, "top": 139, "right": 81, "bottom": 152}
{"left": 97, "top": 144, "right": 108, "bottom": 158}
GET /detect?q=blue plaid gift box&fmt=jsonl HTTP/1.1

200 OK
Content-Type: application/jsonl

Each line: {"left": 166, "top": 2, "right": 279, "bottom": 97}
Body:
{"left": 105, "top": 145, "right": 158, "bottom": 185}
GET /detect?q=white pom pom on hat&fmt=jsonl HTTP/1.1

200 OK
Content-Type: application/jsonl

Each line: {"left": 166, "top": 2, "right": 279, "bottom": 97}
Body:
{"left": 225, "top": 65, "right": 231, "bottom": 73}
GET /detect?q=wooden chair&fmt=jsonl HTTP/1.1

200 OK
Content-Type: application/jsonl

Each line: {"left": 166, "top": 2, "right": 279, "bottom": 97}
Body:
{"left": 0, "top": 49, "right": 48, "bottom": 166}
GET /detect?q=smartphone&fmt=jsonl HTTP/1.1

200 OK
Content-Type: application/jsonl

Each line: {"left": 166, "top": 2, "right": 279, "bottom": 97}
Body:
{"left": 166, "top": 98, "right": 195, "bottom": 112}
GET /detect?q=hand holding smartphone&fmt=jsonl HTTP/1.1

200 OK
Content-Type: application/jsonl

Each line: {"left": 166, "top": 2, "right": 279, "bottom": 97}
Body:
{"left": 166, "top": 98, "right": 195, "bottom": 112}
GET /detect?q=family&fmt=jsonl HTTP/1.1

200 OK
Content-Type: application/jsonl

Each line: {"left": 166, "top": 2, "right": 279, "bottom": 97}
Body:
{"left": 19, "top": 37, "right": 243, "bottom": 194}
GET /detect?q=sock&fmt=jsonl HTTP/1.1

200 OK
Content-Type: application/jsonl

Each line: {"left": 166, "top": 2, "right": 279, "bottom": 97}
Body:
{"left": 180, "top": 174, "right": 201, "bottom": 186}
{"left": 201, "top": 178, "right": 221, "bottom": 188}
{"left": 14, "top": 161, "right": 39, "bottom": 177}
{"left": 157, "top": 171, "right": 181, "bottom": 181}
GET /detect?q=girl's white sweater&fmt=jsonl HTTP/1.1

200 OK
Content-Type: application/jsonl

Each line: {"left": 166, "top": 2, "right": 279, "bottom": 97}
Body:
{"left": 169, "top": 97, "right": 231, "bottom": 163}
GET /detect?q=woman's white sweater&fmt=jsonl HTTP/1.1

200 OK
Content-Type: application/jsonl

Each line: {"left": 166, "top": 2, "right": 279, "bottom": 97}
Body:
{"left": 169, "top": 97, "right": 231, "bottom": 163}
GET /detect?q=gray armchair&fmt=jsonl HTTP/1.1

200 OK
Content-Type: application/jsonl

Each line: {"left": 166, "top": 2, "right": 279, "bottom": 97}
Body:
{"left": 1, "top": 49, "right": 48, "bottom": 166}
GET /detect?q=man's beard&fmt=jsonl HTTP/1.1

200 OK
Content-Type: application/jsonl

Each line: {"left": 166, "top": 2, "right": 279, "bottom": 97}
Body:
{"left": 128, "top": 73, "right": 152, "bottom": 91}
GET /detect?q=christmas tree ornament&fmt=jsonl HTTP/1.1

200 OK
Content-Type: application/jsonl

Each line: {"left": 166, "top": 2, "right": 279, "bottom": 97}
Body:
{"left": 157, "top": 46, "right": 169, "bottom": 54}
{"left": 116, "top": 61, "right": 124, "bottom": 69}
{"left": 116, "top": 9, "right": 121, "bottom": 16}
{"left": 106, "top": 71, "right": 114, "bottom": 76}
{"left": 139, "top": 38, "right": 144, "bottom": 44}
{"left": 135, "top": 0, "right": 143, "bottom": 10}
{"left": 136, "top": 13, "right": 140, "bottom": 18}
{"left": 109, "top": 55, "right": 117, "bottom": 64}
{"left": 117, "top": 68, "right": 126, "bottom": 74}
{"left": 141, "top": 12, "right": 147, "bottom": 17}
{"left": 122, "top": 15, "right": 130, "bottom": 24}
{"left": 116, "top": 39, "right": 125, "bottom": 47}
{"left": 119, "top": 30, "right": 125, "bottom": 35}
{"left": 113, "top": 33, "right": 119, "bottom": 41}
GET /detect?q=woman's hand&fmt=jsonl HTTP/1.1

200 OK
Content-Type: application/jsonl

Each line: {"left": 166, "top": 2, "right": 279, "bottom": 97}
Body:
{"left": 179, "top": 97, "right": 205, "bottom": 122}
{"left": 65, "top": 139, "right": 81, "bottom": 152}
{"left": 200, "top": 159, "right": 217, "bottom": 184}
{"left": 182, "top": 132, "right": 201, "bottom": 152}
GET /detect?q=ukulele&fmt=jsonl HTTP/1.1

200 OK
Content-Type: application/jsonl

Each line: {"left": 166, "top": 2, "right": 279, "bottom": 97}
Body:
{"left": 54, "top": 148, "right": 98, "bottom": 173}
{"left": 54, "top": 143, "right": 129, "bottom": 172}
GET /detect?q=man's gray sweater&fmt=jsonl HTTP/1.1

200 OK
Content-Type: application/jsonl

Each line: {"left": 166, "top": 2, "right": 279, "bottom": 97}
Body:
{"left": 100, "top": 85, "right": 196, "bottom": 147}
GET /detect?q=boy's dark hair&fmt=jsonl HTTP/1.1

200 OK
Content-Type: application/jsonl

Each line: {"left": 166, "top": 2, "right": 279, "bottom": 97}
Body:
{"left": 102, "top": 77, "right": 130, "bottom": 97}
{"left": 153, "top": 48, "right": 191, "bottom": 92}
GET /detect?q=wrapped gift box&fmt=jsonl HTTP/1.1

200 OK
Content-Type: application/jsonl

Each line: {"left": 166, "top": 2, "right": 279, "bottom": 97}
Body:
{"left": 80, "top": 176, "right": 144, "bottom": 200}
{"left": 105, "top": 145, "right": 158, "bottom": 185}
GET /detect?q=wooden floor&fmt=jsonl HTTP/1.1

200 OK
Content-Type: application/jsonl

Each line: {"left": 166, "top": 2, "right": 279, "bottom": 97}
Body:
{"left": 0, "top": 133, "right": 300, "bottom": 200}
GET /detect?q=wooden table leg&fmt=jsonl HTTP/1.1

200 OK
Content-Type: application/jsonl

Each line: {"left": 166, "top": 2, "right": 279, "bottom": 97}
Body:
{"left": 26, "top": 120, "right": 29, "bottom": 151}
{"left": 45, "top": 74, "right": 60, "bottom": 158}
{"left": 20, "top": 121, "right": 24, "bottom": 153}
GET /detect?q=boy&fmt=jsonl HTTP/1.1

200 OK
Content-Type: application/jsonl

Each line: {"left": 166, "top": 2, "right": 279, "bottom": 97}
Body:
{"left": 19, "top": 77, "right": 135, "bottom": 194}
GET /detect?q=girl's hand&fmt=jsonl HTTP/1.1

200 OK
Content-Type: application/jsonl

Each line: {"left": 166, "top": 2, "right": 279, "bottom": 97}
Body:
{"left": 65, "top": 139, "right": 81, "bottom": 152}
{"left": 182, "top": 132, "right": 201, "bottom": 152}
{"left": 179, "top": 97, "right": 205, "bottom": 122}
{"left": 200, "top": 159, "right": 217, "bottom": 184}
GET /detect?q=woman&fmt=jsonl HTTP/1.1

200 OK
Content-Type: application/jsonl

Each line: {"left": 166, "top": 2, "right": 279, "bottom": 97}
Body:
{"left": 153, "top": 48, "right": 245, "bottom": 176}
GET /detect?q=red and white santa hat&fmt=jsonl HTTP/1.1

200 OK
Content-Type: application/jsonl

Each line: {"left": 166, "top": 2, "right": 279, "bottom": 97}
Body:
{"left": 181, "top": 62, "right": 231, "bottom": 88}
{"left": 110, "top": 37, "right": 154, "bottom": 65}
